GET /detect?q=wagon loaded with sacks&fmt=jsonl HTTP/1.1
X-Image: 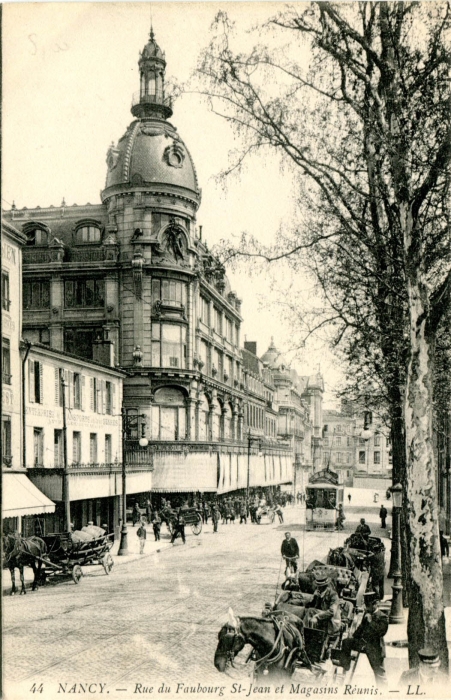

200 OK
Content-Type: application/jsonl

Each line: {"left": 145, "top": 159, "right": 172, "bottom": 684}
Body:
{"left": 38, "top": 524, "right": 114, "bottom": 584}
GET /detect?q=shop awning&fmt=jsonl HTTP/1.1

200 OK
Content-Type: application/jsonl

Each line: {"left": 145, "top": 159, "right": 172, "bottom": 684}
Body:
{"left": 3, "top": 473, "right": 56, "bottom": 517}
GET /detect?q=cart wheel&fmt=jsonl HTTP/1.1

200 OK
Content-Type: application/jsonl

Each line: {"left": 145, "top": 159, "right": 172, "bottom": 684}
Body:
{"left": 72, "top": 565, "right": 83, "bottom": 584}
{"left": 191, "top": 518, "right": 202, "bottom": 536}
{"left": 102, "top": 554, "right": 114, "bottom": 575}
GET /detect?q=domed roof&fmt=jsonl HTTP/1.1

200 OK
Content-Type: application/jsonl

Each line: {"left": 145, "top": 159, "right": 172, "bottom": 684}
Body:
{"left": 142, "top": 29, "right": 164, "bottom": 60}
{"left": 104, "top": 119, "right": 200, "bottom": 200}
{"left": 261, "top": 338, "right": 288, "bottom": 370}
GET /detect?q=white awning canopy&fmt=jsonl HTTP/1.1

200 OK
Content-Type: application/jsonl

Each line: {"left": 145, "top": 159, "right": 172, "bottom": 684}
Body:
{"left": 3, "top": 473, "right": 56, "bottom": 517}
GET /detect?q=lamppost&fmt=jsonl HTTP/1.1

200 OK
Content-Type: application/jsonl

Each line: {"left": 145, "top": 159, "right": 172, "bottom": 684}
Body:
{"left": 389, "top": 482, "right": 404, "bottom": 623}
{"left": 118, "top": 408, "right": 148, "bottom": 556}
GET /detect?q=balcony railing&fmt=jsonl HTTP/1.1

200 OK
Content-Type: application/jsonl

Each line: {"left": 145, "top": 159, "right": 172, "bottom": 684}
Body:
{"left": 131, "top": 91, "right": 173, "bottom": 108}
{"left": 69, "top": 247, "right": 118, "bottom": 263}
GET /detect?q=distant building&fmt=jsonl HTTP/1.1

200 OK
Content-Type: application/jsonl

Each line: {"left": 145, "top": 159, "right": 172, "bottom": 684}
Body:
{"left": 322, "top": 410, "right": 357, "bottom": 484}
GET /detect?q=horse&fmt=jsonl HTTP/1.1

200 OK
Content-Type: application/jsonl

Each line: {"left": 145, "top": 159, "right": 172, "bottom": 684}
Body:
{"left": 214, "top": 608, "right": 311, "bottom": 680}
{"left": 2, "top": 533, "right": 47, "bottom": 595}
{"left": 327, "top": 547, "right": 356, "bottom": 569}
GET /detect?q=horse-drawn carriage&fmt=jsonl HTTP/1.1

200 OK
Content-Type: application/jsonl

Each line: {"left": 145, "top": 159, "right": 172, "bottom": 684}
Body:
{"left": 160, "top": 506, "right": 203, "bottom": 536}
{"left": 2, "top": 530, "right": 114, "bottom": 594}
{"left": 40, "top": 531, "right": 114, "bottom": 583}
{"left": 214, "top": 556, "right": 369, "bottom": 682}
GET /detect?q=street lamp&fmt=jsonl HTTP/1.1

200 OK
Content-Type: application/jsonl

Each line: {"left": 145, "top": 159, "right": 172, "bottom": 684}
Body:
{"left": 118, "top": 408, "right": 148, "bottom": 556}
{"left": 361, "top": 428, "right": 373, "bottom": 473}
{"left": 247, "top": 431, "right": 262, "bottom": 504}
{"left": 389, "top": 482, "right": 404, "bottom": 623}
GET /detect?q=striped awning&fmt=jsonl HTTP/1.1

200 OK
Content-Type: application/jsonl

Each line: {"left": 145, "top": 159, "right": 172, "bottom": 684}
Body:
{"left": 3, "top": 473, "right": 56, "bottom": 517}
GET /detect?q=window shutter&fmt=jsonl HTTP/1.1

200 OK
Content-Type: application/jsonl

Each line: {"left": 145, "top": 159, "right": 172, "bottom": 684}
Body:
{"left": 90, "top": 378, "right": 94, "bottom": 411}
{"left": 38, "top": 363, "right": 43, "bottom": 404}
{"left": 81, "top": 375, "right": 86, "bottom": 411}
{"left": 29, "top": 360, "right": 35, "bottom": 403}
{"left": 112, "top": 383, "right": 116, "bottom": 414}
{"left": 55, "top": 368, "right": 60, "bottom": 406}
{"left": 68, "top": 371, "right": 73, "bottom": 409}
{"left": 101, "top": 380, "right": 106, "bottom": 414}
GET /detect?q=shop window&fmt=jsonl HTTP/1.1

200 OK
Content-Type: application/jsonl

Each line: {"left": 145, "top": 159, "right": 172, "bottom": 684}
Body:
{"left": 2, "top": 417, "right": 12, "bottom": 467}
{"left": 2, "top": 338, "right": 11, "bottom": 385}
{"left": 23, "top": 280, "right": 50, "bottom": 309}
{"left": 2, "top": 272, "right": 10, "bottom": 311}
{"left": 64, "top": 279, "right": 104, "bottom": 308}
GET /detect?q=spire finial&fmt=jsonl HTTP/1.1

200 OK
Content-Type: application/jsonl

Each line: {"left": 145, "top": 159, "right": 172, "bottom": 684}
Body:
{"left": 149, "top": 5, "right": 154, "bottom": 41}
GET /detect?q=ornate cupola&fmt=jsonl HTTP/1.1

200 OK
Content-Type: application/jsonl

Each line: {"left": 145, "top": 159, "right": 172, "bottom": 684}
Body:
{"left": 131, "top": 27, "right": 173, "bottom": 120}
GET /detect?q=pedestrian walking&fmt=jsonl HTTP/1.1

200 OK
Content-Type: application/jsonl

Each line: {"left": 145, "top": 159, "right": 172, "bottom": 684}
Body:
{"left": 171, "top": 513, "right": 186, "bottom": 544}
{"left": 348, "top": 493, "right": 352, "bottom": 504}
{"left": 136, "top": 520, "right": 147, "bottom": 554}
{"left": 132, "top": 501, "right": 141, "bottom": 526}
{"left": 239, "top": 503, "right": 247, "bottom": 524}
{"left": 152, "top": 512, "right": 161, "bottom": 541}
{"left": 379, "top": 504, "right": 388, "bottom": 529}
{"left": 336, "top": 504, "right": 345, "bottom": 531}
{"left": 275, "top": 505, "right": 284, "bottom": 523}
{"left": 212, "top": 505, "right": 220, "bottom": 533}
{"left": 145, "top": 498, "right": 152, "bottom": 523}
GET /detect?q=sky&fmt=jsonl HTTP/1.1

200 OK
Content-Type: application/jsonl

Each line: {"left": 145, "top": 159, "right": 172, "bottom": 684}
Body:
{"left": 3, "top": 1, "right": 344, "bottom": 406}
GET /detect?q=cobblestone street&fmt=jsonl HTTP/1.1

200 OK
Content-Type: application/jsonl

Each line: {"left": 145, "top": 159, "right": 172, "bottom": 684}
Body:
{"left": 3, "top": 505, "right": 403, "bottom": 700}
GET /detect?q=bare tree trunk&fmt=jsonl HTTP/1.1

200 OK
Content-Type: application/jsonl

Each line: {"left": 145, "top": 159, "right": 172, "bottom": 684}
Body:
{"left": 405, "top": 275, "right": 448, "bottom": 670}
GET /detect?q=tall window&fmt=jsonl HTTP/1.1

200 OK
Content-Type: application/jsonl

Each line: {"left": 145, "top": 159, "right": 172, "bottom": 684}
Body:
{"left": 213, "top": 307, "right": 222, "bottom": 334}
{"left": 359, "top": 451, "right": 366, "bottom": 465}
{"left": 2, "top": 272, "right": 10, "bottom": 311}
{"left": 33, "top": 428, "right": 44, "bottom": 466}
{"left": 334, "top": 436, "right": 342, "bottom": 446}
{"left": 151, "top": 323, "right": 187, "bottom": 368}
{"left": 2, "top": 417, "right": 12, "bottom": 466}
{"left": 2, "top": 338, "right": 11, "bottom": 385}
{"left": 73, "top": 373, "right": 82, "bottom": 409}
{"left": 89, "top": 433, "right": 98, "bottom": 464}
{"left": 152, "top": 279, "right": 187, "bottom": 308}
{"left": 54, "top": 429, "right": 64, "bottom": 467}
{"left": 374, "top": 451, "right": 381, "bottom": 464}
{"left": 200, "top": 296, "right": 209, "bottom": 325}
{"left": 91, "top": 378, "right": 99, "bottom": 413}
{"left": 105, "top": 381, "right": 113, "bottom": 414}
{"left": 72, "top": 432, "right": 81, "bottom": 464}
{"left": 64, "top": 279, "right": 105, "bottom": 308}
{"left": 75, "top": 226, "right": 101, "bottom": 244}
{"left": 105, "top": 434, "right": 112, "bottom": 464}
{"left": 29, "top": 360, "right": 43, "bottom": 403}
{"left": 374, "top": 434, "right": 381, "bottom": 447}
{"left": 23, "top": 281, "right": 51, "bottom": 309}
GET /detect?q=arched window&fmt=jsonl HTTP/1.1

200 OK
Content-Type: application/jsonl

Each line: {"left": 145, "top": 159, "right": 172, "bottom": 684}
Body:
{"left": 211, "top": 399, "right": 221, "bottom": 442}
{"left": 223, "top": 403, "right": 233, "bottom": 441}
{"left": 25, "top": 228, "right": 48, "bottom": 246}
{"left": 75, "top": 225, "right": 101, "bottom": 244}
{"left": 151, "top": 387, "right": 186, "bottom": 441}
{"left": 198, "top": 394, "right": 210, "bottom": 441}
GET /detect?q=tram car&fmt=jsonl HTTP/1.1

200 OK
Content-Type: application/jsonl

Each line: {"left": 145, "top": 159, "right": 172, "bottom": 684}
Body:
{"left": 305, "top": 468, "right": 344, "bottom": 531}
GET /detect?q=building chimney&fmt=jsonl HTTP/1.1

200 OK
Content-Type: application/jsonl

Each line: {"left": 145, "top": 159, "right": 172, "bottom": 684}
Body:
{"left": 244, "top": 341, "right": 257, "bottom": 356}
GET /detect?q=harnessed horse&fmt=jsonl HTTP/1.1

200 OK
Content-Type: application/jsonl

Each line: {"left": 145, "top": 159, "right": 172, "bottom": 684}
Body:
{"left": 214, "top": 608, "right": 311, "bottom": 679}
{"left": 2, "top": 533, "right": 47, "bottom": 595}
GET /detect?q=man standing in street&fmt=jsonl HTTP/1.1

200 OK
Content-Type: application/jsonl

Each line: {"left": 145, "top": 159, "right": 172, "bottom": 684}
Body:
{"left": 152, "top": 512, "right": 161, "bottom": 541}
{"left": 171, "top": 513, "right": 186, "bottom": 545}
{"left": 212, "top": 504, "right": 220, "bottom": 533}
{"left": 339, "top": 591, "right": 389, "bottom": 686}
{"left": 281, "top": 532, "right": 300, "bottom": 572}
{"left": 136, "top": 520, "right": 147, "bottom": 554}
{"left": 379, "top": 504, "right": 388, "bottom": 529}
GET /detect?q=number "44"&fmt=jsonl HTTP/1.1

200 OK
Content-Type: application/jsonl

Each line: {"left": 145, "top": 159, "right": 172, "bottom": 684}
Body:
{"left": 30, "top": 684, "right": 44, "bottom": 693}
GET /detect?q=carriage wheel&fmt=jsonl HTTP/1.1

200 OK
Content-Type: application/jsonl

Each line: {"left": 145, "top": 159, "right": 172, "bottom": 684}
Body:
{"left": 102, "top": 554, "right": 114, "bottom": 575}
{"left": 72, "top": 565, "right": 83, "bottom": 584}
{"left": 191, "top": 517, "right": 202, "bottom": 536}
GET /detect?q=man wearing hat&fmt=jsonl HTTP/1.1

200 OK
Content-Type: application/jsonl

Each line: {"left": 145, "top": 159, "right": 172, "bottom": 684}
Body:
{"left": 339, "top": 591, "right": 388, "bottom": 685}
{"left": 400, "top": 647, "right": 447, "bottom": 687}
{"left": 281, "top": 533, "right": 300, "bottom": 572}
{"left": 303, "top": 571, "right": 341, "bottom": 635}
